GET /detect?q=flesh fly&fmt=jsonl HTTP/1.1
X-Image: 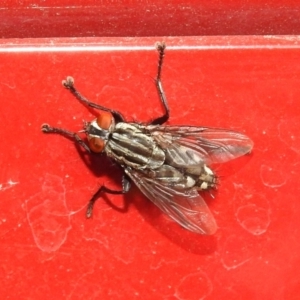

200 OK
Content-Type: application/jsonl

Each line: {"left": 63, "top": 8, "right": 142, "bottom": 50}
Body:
{"left": 41, "top": 43, "right": 253, "bottom": 234}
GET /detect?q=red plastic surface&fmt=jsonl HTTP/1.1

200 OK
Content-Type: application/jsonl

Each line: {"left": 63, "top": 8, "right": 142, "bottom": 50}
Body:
{"left": 1, "top": 1, "right": 300, "bottom": 38}
{"left": 1, "top": 36, "right": 300, "bottom": 299}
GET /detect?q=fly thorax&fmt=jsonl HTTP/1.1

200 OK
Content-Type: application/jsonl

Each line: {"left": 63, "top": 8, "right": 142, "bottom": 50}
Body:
{"left": 86, "top": 112, "right": 115, "bottom": 153}
{"left": 197, "top": 164, "right": 217, "bottom": 190}
{"left": 105, "top": 123, "right": 165, "bottom": 169}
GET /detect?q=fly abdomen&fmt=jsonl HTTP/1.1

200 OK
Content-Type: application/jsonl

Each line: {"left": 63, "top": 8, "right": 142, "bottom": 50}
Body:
{"left": 105, "top": 123, "right": 165, "bottom": 169}
{"left": 195, "top": 165, "right": 217, "bottom": 190}
{"left": 144, "top": 165, "right": 196, "bottom": 190}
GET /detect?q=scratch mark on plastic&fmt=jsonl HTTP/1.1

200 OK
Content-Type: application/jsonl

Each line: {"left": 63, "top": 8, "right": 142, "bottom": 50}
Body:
{"left": 278, "top": 118, "right": 300, "bottom": 155}
{"left": 25, "top": 174, "right": 71, "bottom": 252}
{"left": 260, "top": 164, "right": 287, "bottom": 188}
{"left": 233, "top": 183, "right": 271, "bottom": 235}
{"left": 220, "top": 235, "right": 253, "bottom": 270}
{"left": 0, "top": 179, "right": 18, "bottom": 192}
{"left": 175, "top": 271, "right": 213, "bottom": 300}
{"left": 236, "top": 203, "right": 271, "bottom": 235}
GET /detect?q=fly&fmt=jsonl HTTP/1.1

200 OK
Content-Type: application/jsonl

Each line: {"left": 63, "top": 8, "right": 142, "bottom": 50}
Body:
{"left": 41, "top": 42, "right": 253, "bottom": 234}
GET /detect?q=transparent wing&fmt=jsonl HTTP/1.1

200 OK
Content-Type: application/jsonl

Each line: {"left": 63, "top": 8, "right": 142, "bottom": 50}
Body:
{"left": 147, "top": 125, "right": 253, "bottom": 166}
{"left": 125, "top": 167, "right": 217, "bottom": 235}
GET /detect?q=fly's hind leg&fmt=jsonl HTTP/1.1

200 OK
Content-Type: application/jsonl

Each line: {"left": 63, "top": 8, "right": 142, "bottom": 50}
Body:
{"left": 86, "top": 174, "right": 131, "bottom": 217}
{"left": 151, "top": 42, "right": 170, "bottom": 125}
{"left": 62, "top": 76, "right": 125, "bottom": 123}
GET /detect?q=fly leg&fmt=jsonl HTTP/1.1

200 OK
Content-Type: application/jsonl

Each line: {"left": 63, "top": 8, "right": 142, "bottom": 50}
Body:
{"left": 151, "top": 42, "right": 170, "bottom": 125}
{"left": 41, "top": 124, "right": 91, "bottom": 152}
{"left": 62, "top": 76, "right": 125, "bottom": 123}
{"left": 86, "top": 174, "right": 131, "bottom": 217}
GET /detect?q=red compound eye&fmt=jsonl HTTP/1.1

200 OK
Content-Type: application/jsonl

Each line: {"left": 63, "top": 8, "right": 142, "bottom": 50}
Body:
{"left": 88, "top": 137, "right": 105, "bottom": 153}
{"left": 96, "top": 111, "right": 112, "bottom": 130}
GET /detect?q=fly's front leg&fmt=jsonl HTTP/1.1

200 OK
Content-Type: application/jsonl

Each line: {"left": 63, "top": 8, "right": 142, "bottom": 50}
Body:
{"left": 62, "top": 76, "right": 125, "bottom": 123}
{"left": 86, "top": 174, "right": 131, "bottom": 218}
{"left": 151, "top": 42, "right": 170, "bottom": 125}
{"left": 41, "top": 124, "right": 91, "bottom": 152}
